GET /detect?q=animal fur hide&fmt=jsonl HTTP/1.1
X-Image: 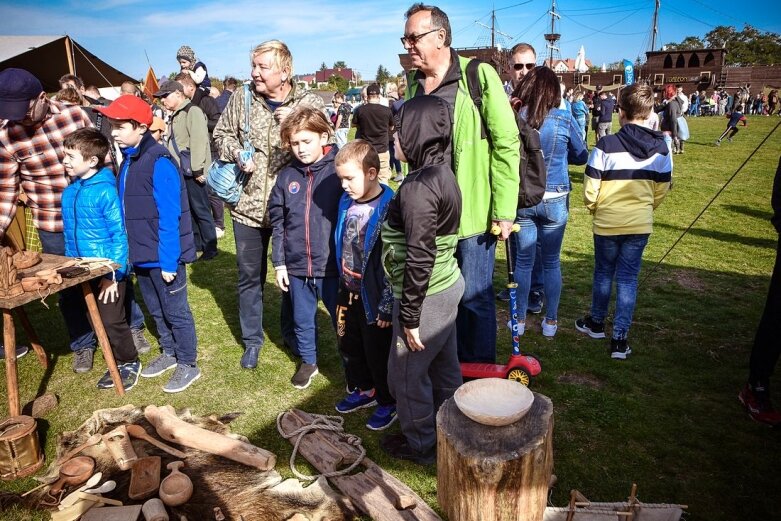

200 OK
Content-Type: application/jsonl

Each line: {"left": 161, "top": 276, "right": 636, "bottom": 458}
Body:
{"left": 4, "top": 405, "right": 355, "bottom": 520}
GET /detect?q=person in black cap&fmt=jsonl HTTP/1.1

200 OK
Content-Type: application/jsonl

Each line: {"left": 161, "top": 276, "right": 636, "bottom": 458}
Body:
{"left": 0, "top": 68, "right": 100, "bottom": 370}
{"left": 352, "top": 83, "right": 394, "bottom": 184}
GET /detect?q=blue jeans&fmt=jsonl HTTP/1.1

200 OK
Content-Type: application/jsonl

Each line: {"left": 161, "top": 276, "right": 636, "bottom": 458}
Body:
{"left": 513, "top": 195, "right": 568, "bottom": 320}
{"left": 136, "top": 264, "right": 198, "bottom": 365}
{"left": 455, "top": 233, "right": 497, "bottom": 363}
{"left": 287, "top": 275, "right": 338, "bottom": 365}
{"left": 590, "top": 234, "right": 649, "bottom": 340}
{"left": 38, "top": 230, "right": 95, "bottom": 351}
{"left": 233, "top": 222, "right": 271, "bottom": 350}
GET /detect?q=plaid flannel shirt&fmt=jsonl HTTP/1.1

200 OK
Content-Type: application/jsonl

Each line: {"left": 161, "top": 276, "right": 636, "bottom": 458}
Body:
{"left": 0, "top": 101, "right": 93, "bottom": 236}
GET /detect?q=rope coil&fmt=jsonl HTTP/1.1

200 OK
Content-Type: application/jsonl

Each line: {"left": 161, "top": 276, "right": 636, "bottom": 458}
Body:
{"left": 276, "top": 411, "right": 365, "bottom": 481}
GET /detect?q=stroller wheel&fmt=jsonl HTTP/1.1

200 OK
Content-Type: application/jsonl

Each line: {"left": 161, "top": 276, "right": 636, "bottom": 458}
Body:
{"left": 507, "top": 368, "right": 531, "bottom": 386}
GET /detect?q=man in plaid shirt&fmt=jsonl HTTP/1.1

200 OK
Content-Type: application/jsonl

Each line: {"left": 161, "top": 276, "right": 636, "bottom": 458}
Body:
{"left": 0, "top": 68, "right": 116, "bottom": 372}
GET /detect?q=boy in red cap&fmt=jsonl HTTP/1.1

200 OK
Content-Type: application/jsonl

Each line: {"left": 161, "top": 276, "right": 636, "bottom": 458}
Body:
{"left": 97, "top": 95, "right": 201, "bottom": 393}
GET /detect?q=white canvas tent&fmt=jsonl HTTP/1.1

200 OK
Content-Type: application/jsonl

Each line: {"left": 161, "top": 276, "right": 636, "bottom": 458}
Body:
{"left": 0, "top": 35, "right": 136, "bottom": 93}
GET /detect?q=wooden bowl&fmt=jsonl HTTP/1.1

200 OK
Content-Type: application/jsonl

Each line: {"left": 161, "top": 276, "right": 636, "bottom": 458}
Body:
{"left": 453, "top": 378, "right": 534, "bottom": 426}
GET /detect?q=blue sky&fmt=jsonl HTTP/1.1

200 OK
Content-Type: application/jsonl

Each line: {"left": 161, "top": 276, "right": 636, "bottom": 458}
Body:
{"left": 1, "top": 0, "right": 779, "bottom": 82}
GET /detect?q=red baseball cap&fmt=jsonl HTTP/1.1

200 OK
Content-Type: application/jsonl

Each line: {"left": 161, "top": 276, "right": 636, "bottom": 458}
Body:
{"left": 96, "top": 95, "right": 153, "bottom": 126}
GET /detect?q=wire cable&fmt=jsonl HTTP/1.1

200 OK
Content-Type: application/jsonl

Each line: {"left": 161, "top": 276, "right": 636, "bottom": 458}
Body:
{"left": 639, "top": 120, "right": 781, "bottom": 288}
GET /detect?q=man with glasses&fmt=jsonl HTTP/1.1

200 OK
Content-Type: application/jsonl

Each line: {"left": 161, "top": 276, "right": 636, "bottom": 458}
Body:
{"left": 0, "top": 68, "right": 103, "bottom": 370}
{"left": 510, "top": 43, "right": 537, "bottom": 90}
{"left": 401, "top": 4, "right": 520, "bottom": 365}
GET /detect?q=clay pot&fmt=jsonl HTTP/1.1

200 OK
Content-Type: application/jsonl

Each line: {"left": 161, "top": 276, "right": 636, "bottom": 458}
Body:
{"left": 159, "top": 461, "right": 192, "bottom": 507}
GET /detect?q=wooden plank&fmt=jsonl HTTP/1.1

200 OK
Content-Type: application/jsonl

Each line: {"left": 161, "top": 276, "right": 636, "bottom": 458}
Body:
{"left": 278, "top": 409, "right": 441, "bottom": 521}
{"left": 3, "top": 308, "right": 19, "bottom": 416}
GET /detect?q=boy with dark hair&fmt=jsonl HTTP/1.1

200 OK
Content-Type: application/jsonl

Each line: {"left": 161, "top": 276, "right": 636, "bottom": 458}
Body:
{"left": 576, "top": 84, "right": 672, "bottom": 359}
{"left": 62, "top": 127, "right": 141, "bottom": 390}
{"left": 381, "top": 95, "right": 464, "bottom": 464}
{"left": 352, "top": 83, "right": 394, "bottom": 184}
{"left": 715, "top": 105, "right": 748, "bottom": 146}
{"left": 333, "top": 139, "right": 396, "bottom": 430}
{"left": 96, "top": 95, "right": 201, "bottom": 393}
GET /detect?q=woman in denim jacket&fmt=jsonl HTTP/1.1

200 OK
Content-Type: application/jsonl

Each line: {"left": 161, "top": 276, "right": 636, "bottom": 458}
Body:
{"left": 512, "top": 67, "right": 588, "bottom": 337}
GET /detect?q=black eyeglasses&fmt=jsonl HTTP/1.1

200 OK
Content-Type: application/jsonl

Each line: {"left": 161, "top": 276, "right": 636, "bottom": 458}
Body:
{"left": 400, "top": 28, "right": 440, "bottom": 46}
{"left": 513, "top": 63, "right": 535, "bottom": 71}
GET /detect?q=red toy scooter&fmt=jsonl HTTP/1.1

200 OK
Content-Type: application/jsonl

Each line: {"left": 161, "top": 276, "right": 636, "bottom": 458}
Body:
{"left": 460, "top": 225, "right": 542, "bottom": 386}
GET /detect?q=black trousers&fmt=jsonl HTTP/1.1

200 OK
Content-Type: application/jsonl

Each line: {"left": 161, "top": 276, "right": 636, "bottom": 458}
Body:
{"left": 336, "top": 287, "right": 394, "bottom": 405}
{"left": 90, "top": 278, "right": 138, "bottom": 365}
{"left": 208, "top": 192, "right": 225, "bottom": 230}
{"left": 749, "top": 236, "right": 781, "bottom": 388}
{"left": 185, "top": 177, "right": 217, "bottom": 255}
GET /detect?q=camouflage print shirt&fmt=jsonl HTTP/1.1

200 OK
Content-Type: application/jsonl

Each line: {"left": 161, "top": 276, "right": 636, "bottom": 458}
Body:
{"left": 212, "top": 84, "right": 325, "bottom": 228}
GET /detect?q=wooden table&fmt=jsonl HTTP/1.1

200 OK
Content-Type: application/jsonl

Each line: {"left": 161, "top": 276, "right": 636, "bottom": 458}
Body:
{"left": 2, "top": 254, "right": 125, "bottom": 416}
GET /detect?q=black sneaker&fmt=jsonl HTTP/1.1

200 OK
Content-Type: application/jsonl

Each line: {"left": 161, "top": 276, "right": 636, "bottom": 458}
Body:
{"left": 119, "top": 360, "right": 142, "bottom": 391}
{"left": 496, "top": 289, "right": 510, "bottom": 302}
{"left": 527, "top": 291, "right": 544, "bottom": 314}
{"left": 0, "top": 345, "right": 29, "bottom": 360}
{"left": 575, "top": 315, "right": 606, "bottom": 339}
{"left": 380, "top": 433, "right": 436, "bottom": 465}
{"left": 131, "top": 329, "right": 152, "bottom": 355}
{"left": 610, "top": 338, "right": 632, "bottom": 360}
{"left": 73, "top": 348, "right": 94, "bottom": 373}
{"left": 291, "top": 363, "right": 319, "bottom": 389}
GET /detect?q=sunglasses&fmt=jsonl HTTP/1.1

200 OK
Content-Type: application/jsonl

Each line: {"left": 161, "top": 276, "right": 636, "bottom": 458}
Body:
{"left": 513, "top": 63, "right": 535, "bottom": 71}
{"left": 400, "top": 28, "right": 440, "bottom": 46}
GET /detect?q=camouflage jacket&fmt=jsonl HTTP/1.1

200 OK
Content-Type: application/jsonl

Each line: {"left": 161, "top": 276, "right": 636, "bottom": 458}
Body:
{"left": 213, "top": 84, "right": 325, "bottom": 228}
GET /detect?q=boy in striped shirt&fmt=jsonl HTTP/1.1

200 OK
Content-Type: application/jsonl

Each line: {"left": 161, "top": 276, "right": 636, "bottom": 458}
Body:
{"left": 576, "top": 84, "right": 672, "bottom": 359}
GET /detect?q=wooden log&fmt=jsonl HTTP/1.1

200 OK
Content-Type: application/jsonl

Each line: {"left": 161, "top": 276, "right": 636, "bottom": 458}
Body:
{"left": 437, "top": 392, "right": 554, "bottom": 521}
{"left": 144, "top": 405, "right": 276, "bottom": 470}
{"left": 278, "top": 408, "right": 441, "bottom": 521}
{"left": 81, "top": 281, "right": 124, "bottom": 395}
{"left": 3, "top": 308, "right": 19, "bottom": 416}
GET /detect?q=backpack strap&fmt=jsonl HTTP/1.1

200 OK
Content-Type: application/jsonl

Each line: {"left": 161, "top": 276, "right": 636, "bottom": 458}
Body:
{"left": 465, "top": 59, "right": 489, "bottom": 141}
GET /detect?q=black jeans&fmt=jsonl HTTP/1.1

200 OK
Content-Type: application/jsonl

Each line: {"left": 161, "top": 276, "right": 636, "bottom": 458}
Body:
{"left": 185, "top": 177, "right": 217, "bottom": 255}
{"left": 90, "top": 278, "right": 138, "bottom": 364}
{"left": 37, "top": 230, "right": 95, "bottom": 351}
{"left": 336, "top": 287, "right": 393, "bottom": 405}
{"left": 749, "top": 236, "right": 781, "bottom": 388}
{"left": 233, "top": 222, "right": 271, "bottom": 349}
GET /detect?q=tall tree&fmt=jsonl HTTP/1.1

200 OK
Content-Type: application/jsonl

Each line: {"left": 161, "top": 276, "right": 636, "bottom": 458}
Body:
{"left": 663, "top": 36, "right": 705, "bottom": 50}
{"left": 319, "top": 62, "right": 328, "bottom": 71}
{"left": 333, "top": 61, "right": 347, "bottom": 69}
{"left": 704, "top": 25, "right": 781, "bottom": 65}
{"left": 327, "top": 74, "right": 349, "bottom": 92}
{"left": 376, "top": 65, "right": 391, "bottom": 86}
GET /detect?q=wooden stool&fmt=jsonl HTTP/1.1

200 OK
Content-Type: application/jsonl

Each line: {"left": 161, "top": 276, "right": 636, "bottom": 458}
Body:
{"left": 436, "top": 392, "right": 554, "bottom": 521}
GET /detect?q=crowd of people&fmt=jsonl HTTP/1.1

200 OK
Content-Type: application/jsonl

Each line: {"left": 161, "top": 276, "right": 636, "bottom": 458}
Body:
{"left": 0, "top": 2, "right": 779, "bottom": 474}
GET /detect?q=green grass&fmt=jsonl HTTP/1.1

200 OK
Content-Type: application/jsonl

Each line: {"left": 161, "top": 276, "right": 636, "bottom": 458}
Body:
{"left": 2, "top": 115, "right": 781, "bottom": 520}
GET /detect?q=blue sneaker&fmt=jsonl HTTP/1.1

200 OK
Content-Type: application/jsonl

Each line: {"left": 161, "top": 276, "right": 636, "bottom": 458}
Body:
{"left": 335, "top": 389, "right": 377, "bottom": 413}
{"left": 366, "top": 404, "right": 397, "bottom": 431}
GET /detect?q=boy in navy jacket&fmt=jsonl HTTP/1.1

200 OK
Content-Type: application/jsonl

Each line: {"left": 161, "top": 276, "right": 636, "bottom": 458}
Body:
{"left": 97, "top": 95, "right": 200, "bottom": 393}
{"left": 62, "top": 128, "right": 141, "bottom": 391}
{"left": 269, "top": 107, "right": 342, "bottom": 389}
{"left": 333, "top": 140, "right": 396, "bottom": 430}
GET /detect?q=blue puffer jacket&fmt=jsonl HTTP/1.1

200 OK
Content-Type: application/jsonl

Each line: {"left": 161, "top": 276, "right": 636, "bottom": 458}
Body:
{"left": 62, "top": 167, "right": 129, "bottom": 280}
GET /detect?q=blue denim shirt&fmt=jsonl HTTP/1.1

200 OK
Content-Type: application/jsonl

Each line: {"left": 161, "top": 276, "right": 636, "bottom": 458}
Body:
{"left": 522, "top": 108, "right": 589, "bottom": 193}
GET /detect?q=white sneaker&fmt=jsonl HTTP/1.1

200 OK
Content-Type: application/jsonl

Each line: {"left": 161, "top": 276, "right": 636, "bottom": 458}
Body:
{"left": 542, "top": 319, "right": 558, "bottom": 338}
{"left": 507, "top": 320, "right": 525, "bottom": 336}
{"left": 215, "top": 227, "right": 225, "bottom": 239}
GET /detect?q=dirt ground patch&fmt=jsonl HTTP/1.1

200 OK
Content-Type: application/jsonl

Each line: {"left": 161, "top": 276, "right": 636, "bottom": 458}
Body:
{"left": 556, "top": 372, "right": 604, "bottom": 389}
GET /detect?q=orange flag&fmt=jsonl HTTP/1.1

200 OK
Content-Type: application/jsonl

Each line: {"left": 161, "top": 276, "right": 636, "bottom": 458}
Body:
{"left": 142, "top": 66, "right": 160, "bottom": 101}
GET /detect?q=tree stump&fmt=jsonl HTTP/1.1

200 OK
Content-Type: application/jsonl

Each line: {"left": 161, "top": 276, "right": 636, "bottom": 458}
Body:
{"left": 436, "top": 392, "right": 554, "bottom": 521}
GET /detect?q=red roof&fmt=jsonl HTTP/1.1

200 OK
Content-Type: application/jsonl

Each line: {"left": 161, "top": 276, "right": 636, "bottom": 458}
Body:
{"left": 315, "top": 68, "right": 355, "bottom": 83}
{"left": 545, "top": 58, "right": 594, "bottom": 72}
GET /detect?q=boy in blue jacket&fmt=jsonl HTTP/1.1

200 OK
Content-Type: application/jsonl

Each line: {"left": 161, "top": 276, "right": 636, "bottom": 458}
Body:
{"left": 61, "top": 128, "right": 141, "bottom": 390}
{"left": 269, "top": 107, "right": 342, "bottom": 390}
{"left": 97, "top": 95, "right": 200, "bottom": 393}
{"left": 333, "top": 140, "right": 396, "bottom": 430}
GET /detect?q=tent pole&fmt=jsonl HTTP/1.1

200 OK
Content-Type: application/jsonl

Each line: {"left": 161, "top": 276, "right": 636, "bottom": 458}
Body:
{"left": 64, "top": 35, "right": 75, "bottom": 75}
